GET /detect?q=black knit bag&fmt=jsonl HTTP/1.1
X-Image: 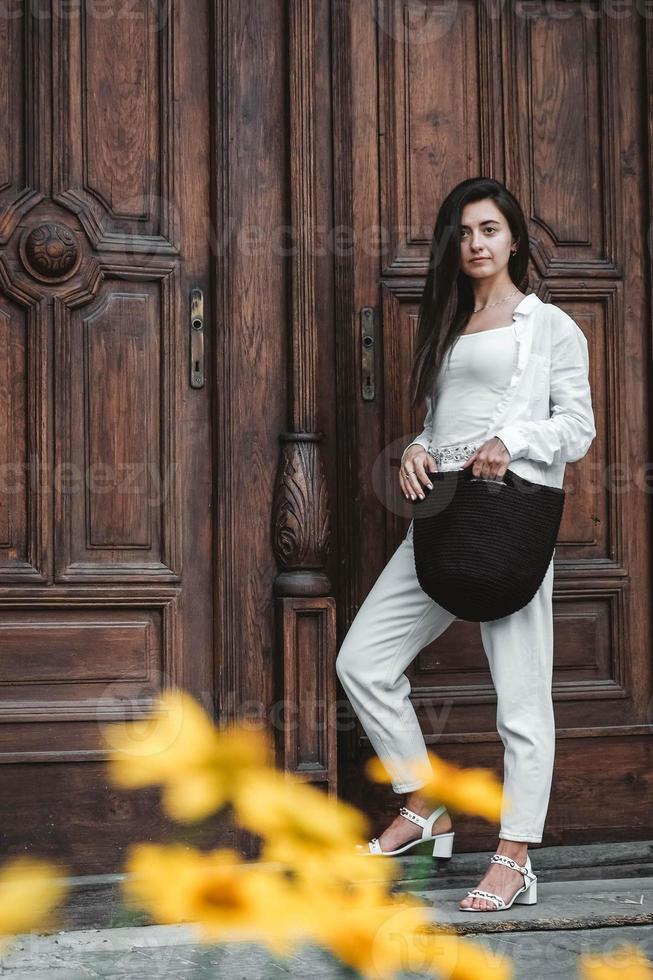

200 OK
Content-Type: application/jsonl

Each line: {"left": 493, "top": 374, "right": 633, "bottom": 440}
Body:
{"left": 411, "top": 466, "right": 565, "bottom": 621}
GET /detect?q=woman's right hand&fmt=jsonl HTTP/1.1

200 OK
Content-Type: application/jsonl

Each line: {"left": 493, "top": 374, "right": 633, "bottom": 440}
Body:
{"left": 399, "top": 445, "right": 438, "bottom": 501}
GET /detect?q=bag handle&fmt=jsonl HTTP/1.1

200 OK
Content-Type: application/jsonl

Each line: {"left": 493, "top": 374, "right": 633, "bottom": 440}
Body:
{"left": 459, "top": 466, "right": 564, "bottom": 497}
{"left": 460, "top": 465, "right": 514, "bottom": 486}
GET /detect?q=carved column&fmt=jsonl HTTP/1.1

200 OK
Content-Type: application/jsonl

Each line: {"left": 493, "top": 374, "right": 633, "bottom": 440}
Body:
{"left": 271, "top": 0, "right": 337, "bottom": 794}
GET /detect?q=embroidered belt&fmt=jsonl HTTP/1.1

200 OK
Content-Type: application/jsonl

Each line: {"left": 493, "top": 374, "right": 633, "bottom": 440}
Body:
{"left": 427, "top": 442, "right": 480, "bottom": 470}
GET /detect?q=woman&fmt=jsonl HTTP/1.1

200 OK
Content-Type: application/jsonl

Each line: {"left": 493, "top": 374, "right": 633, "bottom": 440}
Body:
{"left": 335, "top": 177, "right": 596, "bottom": 912}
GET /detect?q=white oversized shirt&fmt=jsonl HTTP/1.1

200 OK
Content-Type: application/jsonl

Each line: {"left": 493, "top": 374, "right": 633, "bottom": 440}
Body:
{"left": 400, "top": 293, "right": 596, "bottom": 489}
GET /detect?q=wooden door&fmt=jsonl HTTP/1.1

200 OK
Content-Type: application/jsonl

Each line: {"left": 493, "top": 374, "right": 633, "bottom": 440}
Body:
{"left": 0, "top": 0, "right": 218, "bottom": 873}
{"left": 337, "top": 3, "right": 653, "bottom": 847}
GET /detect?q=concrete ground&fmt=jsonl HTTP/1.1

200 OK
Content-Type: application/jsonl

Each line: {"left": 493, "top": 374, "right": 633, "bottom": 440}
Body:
{"left": 1, "top": 876, "right": 652, "bottom": 979}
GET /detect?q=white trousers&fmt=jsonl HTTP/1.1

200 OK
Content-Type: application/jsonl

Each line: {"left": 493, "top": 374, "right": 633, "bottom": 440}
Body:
{"left": 335, "top": 519, "right": 556, "bottom": 844}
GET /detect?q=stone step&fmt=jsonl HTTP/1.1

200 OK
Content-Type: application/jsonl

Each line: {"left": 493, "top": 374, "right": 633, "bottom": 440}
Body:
{"left": 2, "top": 925, "right": 652, "bottom": 980}
{"left": 2, "top": 894, "right": 651, "bottom": 979}
{"left": 383, "top": 839, "right": 653, "bottom": 892}
{"left": 415, "top": 875, "right": 653, "bottom": 935}
{"left": 49, "top": 840, "right": 653, "bottom": 932}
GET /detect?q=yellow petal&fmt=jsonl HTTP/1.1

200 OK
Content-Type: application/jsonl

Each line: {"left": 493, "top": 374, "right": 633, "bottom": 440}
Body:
{"left": 104, "top": 693, "right": 274, "bottom": 826}
{"left": 378, "top": 925, "right": 513, "bottom": 980}
{"left": 311, "top": 898, "right": 428, "bottom": 979}
{"left": 232, "top": 769, "right": 369, "bottom": 849}
{"left": 365, "top": 752, "right": 503, "bottom": 822}
{"left": 210, "top": 722, "right": 274, "bottom": 771}
{"left": 104, "top": 690, "right": 221, "bottom": 787}
{"left": 580, "top": 943, "right": 653, "bottom": 979}
{"left": 161, "top": 769, "right": 229, "bottom": 823}
{"left": 263, "top": 843, "right": 398, "bottom": 889}
{"left": 122, "top": 842, "right": 306, "bottom": 957}
{"left": 0, "top": 858, "right": 69, "bottom": 943}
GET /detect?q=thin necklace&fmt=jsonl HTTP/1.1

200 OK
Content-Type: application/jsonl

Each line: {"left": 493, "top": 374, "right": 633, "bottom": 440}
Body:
{"left": 472, "top": 287, "right": 520, "bottom": 314}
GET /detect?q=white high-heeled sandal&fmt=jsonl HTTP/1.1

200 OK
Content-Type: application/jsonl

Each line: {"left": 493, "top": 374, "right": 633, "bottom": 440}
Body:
{"left": 355, "top": 804, "right": 455, "bottom": 858}
{"left": 462, "top": 852, "right": 537, "bottom": 911}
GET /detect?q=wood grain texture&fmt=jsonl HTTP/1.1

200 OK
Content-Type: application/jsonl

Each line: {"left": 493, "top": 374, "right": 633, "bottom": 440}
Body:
{"left": 271, "top": 0, "right": 338, "bottom": 796}
{"left": 0, "top": 0, "right": 214, "bottom": 872}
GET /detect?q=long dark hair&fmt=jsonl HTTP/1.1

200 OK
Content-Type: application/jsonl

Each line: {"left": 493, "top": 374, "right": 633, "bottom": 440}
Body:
{"left": 409, "top": 177, "right": 530, "bottom": 410}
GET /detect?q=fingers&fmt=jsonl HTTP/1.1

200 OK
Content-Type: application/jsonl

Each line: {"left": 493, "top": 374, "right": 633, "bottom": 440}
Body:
{"left": 465, "top": 443, "right": 511, "bottom": 481}
{"left": 400, "top": 448, "right": 437, "bottom": 500}
{"left": 399, "top": 444, "right": 510, "bottom": 498}
{"left": 470, "top": 458, "right": 508, "bottom": 480}
{"left": 456, "top": 437, "right": 512, "bottom": 480}
{"left": 410, "top": 457, "right": 433, "bottom": 498}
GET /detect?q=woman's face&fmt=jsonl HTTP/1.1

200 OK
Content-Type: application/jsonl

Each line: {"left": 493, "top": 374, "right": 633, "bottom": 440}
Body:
{"left": 459, "top": 199, "right": 517, "bottom": 279}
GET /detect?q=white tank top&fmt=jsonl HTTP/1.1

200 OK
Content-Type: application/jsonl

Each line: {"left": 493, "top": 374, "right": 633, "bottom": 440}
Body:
{"left": 430, "top": 324, "right": 518, "bottom": 448}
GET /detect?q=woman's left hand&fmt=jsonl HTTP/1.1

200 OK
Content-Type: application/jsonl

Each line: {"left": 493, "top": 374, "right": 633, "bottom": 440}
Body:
{"left": 461, "top": 437, "right": 511, "bottom": 480}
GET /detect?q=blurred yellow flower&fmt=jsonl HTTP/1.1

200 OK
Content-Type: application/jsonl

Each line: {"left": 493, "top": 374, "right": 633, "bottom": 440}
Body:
{"left": 390, "top": 927, "right": 513, "bottom": 980}
{"left": 580, "top": 943, "right": 653, "bottom": 979}
{"left": 281, "top": 840, "right": 399, "bottom": 890}
{"left": 122, "top": 842, "right": 305, "bottom": 957}
{"left": 0, "top": 857, "right": 69, "bottom": 949}
{"left": 365, "top": 751, "right": 504, "bottom": 822}
{"left": 125, "top": 838, "right": 511, "bottom": 980}
{"left": 310, "top": 890, "right": 512, "bottom": 980}
{"left": 106, "top": 689, "right": 519, "bottom": 977}
{"left": 103, "top": 689, "right": 273, "bottom": 822}
{"left": 232, "top": 768, "right": 370, "bottom": 864}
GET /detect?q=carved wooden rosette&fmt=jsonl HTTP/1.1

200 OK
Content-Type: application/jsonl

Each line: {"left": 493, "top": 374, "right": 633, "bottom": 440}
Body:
{"left": 272, "top": 0, "right": 337, "bottom": 793}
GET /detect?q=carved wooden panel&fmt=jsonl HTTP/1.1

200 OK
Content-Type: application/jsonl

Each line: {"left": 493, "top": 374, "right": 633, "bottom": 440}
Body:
{"left": 276, "top": 597, "right": 337, "bottom": 787}
{"left": 54, "top": 270, "right": 180, "bottom": 581}
{"left": 0, "top": 296, "right": 42, "bottom": 579}
{"left": 54, "top": 2, "right": 177, "bottom": 247}
{"left": 0, "top": 0, "right": 217, "bottom": 874}
{"left": 377, "top": 0, "right": 500, "bottom": 274}
{"left": 516, "top": 13, "right": 619, "bottom": 277}
{"left": 0, "top": 594, "right": 178, "bottom": 740}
